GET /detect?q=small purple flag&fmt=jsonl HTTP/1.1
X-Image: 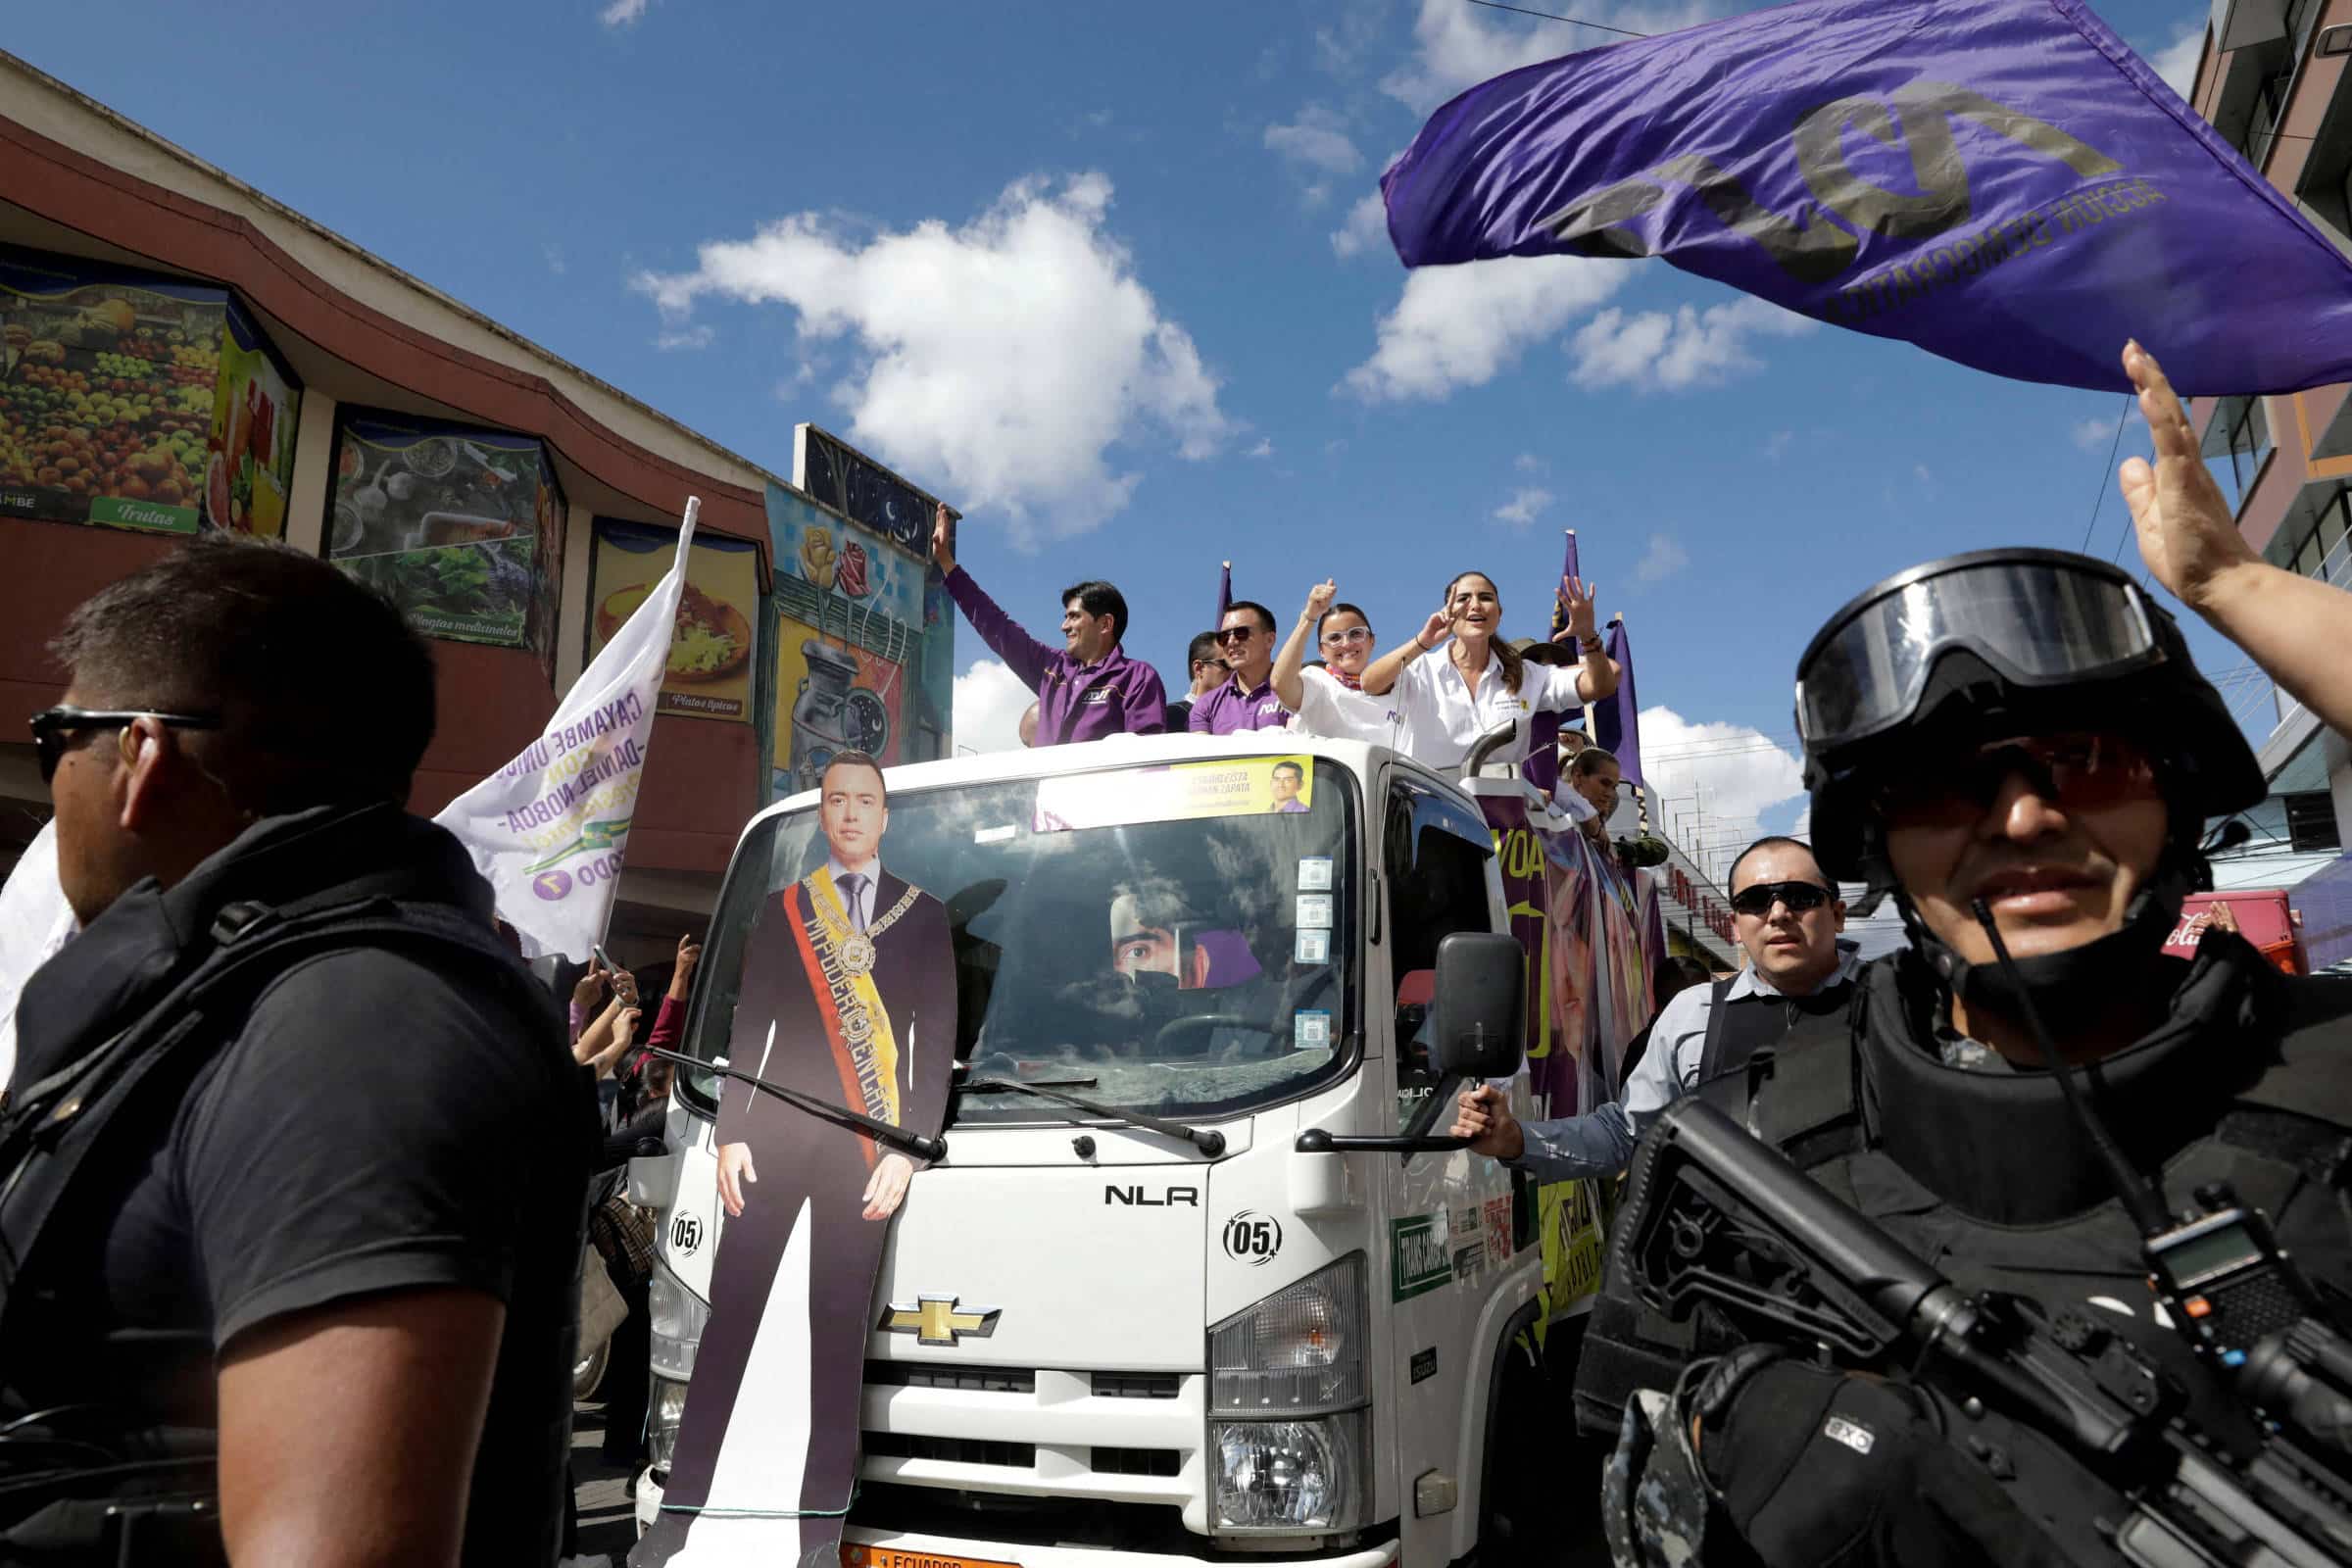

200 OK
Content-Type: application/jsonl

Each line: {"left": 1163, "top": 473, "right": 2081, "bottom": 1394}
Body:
{"left": 1216, "top": 561, "right": 1232, "bottom": 626}
{"left": 1382, "top": 0, "right": 2352, "bottom": 394}
{"left": 1592, "top": 618, "right": 1642, "bottom": 790}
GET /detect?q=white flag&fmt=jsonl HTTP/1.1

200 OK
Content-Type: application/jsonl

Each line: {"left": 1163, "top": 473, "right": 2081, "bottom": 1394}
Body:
{"left": 0, "top": 817, "right": 78, "bottom": 1084}
{"left": 435, "top": 497, "right": 700, "bottom": 961}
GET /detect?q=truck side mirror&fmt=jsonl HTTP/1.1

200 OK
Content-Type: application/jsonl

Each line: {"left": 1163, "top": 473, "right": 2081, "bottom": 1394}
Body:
{"left": 1433, "top": 932, "right": 1524, "bottom": 1081}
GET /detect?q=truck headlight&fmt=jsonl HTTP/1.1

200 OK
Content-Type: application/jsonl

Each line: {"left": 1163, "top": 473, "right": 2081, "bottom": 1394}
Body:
{"left": 648, "top": 1265, "right": 709, "bottom": 1380}
{"left": 1208, "top": 1255, "right": 1369, "bottom": 1534}
{"left": 647, "top": 1376, "right": 691, "bottom": 1473}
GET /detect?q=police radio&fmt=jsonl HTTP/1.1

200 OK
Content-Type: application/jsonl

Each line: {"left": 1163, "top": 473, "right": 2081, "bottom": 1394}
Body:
{"left": 2143, "top": 1184, "right": 2326, "bottom": 1372}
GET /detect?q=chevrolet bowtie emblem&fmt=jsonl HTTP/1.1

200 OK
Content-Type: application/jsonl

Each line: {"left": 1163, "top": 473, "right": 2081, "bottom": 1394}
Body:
{"left": 879, "top": 1295, "right": 1003, "bottom": 1348}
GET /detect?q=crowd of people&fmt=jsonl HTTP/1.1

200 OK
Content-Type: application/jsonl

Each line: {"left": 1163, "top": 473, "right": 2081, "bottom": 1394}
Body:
{"left": 1, "top": 338, "right": 2350, "bottom": 1568}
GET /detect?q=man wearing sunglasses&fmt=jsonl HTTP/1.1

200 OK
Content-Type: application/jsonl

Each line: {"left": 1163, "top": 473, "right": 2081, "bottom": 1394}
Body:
{"left": 1595, "top": 546, "right": 2352, "bottom": 1568}
{"left": 1162, "top": 630, "right": 1227, "bottom": 733}
{"left": 1190, "top": 600, "right": 1293, "bottom": 735}
{"left": 1449, "top": 835, "right": 1857, "bottom": 1183}
{"left": 2, "top": 540, "right": 586, "bottom": 1565}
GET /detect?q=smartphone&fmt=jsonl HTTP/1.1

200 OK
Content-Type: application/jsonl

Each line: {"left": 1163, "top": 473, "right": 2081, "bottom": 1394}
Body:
{"left": 592, "top": 943, "right": 616, "bottom": 974}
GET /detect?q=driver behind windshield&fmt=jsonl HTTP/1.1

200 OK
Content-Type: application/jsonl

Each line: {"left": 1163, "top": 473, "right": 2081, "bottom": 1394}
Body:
{"left": 1110, "top": 888, "right": 1211, "bottom": 990}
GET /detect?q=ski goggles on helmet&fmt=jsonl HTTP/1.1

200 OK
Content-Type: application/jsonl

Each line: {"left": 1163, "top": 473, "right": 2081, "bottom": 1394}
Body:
{"left": 1794, "top": 550, "right": 2165, "bottom": 754}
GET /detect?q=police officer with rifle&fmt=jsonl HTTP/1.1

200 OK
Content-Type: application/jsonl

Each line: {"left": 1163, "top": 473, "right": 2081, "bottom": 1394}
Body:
{"left": 1587, "top": 545, "right": 2352, "bottom": 1566}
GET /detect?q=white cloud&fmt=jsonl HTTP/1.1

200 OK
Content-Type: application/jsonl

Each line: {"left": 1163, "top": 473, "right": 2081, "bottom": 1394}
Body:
{"left": 654, "top": 324, "right": 713, "bottom": 351}
{"left": 1639, "top": 705, "right": 1808, "bottom": 868}
{"left": 2147, "top": 19, "right": 2206, "bottom": 98}
{"left": 1494, "top": 486, "right": 1554, "bottom": 526}
{"left": 1634, "top": 532, "right": 1690, "bottom": 583}
{"left": 1247, "top": 437, "right": 1274, "bottom": 459}
{"left": 1380, "top": 0, "right": 1717, "bottom": 115}
{"left": 1569, "top": 296, "right": 1817, "bottom": 391}
{"left": 1330, "top": 191, "right": 1391, "bottom": 261}
{"left": 599, "top": 0, "right": 651, "bottom": 24}
{"left": 1762, "top": 429, "right": 1793, "bottom": 462}
{"left": 1265, "top": 106, "right": 1364, "bottom": 177}
{"left": 634, "top": 173, "right": 1228, "bottom": 545}
{"left": 953, "top": 660, "right": 1035, "bottom": 755}
{"left": 1342, "top": 255, "right": 1629, "bottom": 402}
{"left": 544, "top": 243, "right": 567, "bottom": 276}
{"left": 1515, "top": 451, "right": 1545, "bottom": 472}
{"left": 2072, "top": 415, "right": 2121, "bottom": 452}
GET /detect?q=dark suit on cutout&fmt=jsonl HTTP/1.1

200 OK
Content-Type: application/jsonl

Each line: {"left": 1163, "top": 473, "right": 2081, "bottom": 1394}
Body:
{"left": 636, "top": 865, "right": 956, "bottom": 1567}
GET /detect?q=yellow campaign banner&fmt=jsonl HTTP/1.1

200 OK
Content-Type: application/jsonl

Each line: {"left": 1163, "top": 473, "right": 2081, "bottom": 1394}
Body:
{"left": 1032, "top": 755, "right": 1315, "bottom": 833}
{"left": 587, "top": 518, "right": 760, "bottom": 721}
{"left": 1538, "top": 1177, "right": 1610, "bottom": 1317}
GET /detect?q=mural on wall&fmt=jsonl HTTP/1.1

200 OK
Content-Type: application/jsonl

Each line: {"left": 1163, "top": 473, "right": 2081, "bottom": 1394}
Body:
{"left": 585, "top": 519, "right": 762, "bottom": 721}
{"left": 0, "top": 246, "right": 300, "bottom": 539}
{"left": 328, "top": 414, "right": 564, "bottom": 676}
{"left": 767, "top": 474, "right": 952, "bottom": 798}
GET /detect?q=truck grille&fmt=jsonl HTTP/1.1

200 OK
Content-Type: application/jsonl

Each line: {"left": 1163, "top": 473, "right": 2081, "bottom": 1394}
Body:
{"left": 1090, "top": 1446, "right": 1181, "bottom": 1477}
{"left": 1090, "top": 1371, "right": 1179, "bottom": 1399}
{"left": 866, "top": 1361, "right": 1038, "bottom": 1395}
{"left": 858, "top": 1366, "right": 1200, "bottom": 1511}
{"left": 864, "top": 1433, "right": 1036, "bottom": 1468}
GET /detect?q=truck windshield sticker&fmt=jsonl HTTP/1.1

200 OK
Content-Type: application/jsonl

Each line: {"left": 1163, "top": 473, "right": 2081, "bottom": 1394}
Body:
{"left": 1293, "top": 1008, "right": 1332, "bottom": 1048}
{"left": 1393, "top": 1215, "right": 1453, "bottom": 1300}
{"left": 1033, "top": 755, "right": 1314, "bottom": 832}
{"left": 1295, "top": 929, "right": 1331, "bottom": 964}
{"left": 1298, "top": 856, "right": 1334, "bottom": 891}
{"left": 1295, "top": 894, "right": 1333, "bottom": 929}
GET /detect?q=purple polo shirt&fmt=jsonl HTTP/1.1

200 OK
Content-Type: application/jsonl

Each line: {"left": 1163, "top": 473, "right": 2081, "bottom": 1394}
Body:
{"left": 1188, "top": 675, "right": 1290, "bottom": 735}
{"left": 945, "top": 567, "right": 1168, "bottom": 745}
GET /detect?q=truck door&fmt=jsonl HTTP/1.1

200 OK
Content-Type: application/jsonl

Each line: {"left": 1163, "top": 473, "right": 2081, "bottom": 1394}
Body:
{"left": 1380, "top": 773, "right": 1525, "bottom": 1566}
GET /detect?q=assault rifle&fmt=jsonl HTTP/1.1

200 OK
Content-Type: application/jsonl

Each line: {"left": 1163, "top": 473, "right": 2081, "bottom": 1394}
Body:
{"left": 1615, "top": 1096, "right": 2352, "bottom": 1568}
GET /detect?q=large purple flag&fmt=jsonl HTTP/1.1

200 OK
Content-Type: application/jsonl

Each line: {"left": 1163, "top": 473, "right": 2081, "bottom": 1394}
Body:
{"left": 1592, "top": 618, "right": 1643, "bottom": 790}
{"left": 1382, "top": 0, "right": 2352, "bottom": 394}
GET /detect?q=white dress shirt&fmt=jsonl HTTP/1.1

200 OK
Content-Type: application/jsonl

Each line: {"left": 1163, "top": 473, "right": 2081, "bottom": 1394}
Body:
{"left": 1391, "top": 651, "right": 1586, "bottom": 770}
{"left": 826, "top": 857, "right": 878, "bottom": 930}
{"left": 1285, "top": 665, "right": 1406, "bottom": 748}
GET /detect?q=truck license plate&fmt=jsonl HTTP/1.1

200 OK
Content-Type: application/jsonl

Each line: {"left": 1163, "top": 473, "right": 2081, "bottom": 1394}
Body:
{"left": 842, "top": 1547, "right": 1020, "bottom": 1568}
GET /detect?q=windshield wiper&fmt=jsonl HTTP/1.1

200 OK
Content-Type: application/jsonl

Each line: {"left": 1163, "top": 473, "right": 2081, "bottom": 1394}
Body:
{"left": 956, "top": 1077, "right": 1227, "bottom": 1156}
{"left": 641, "top": 1046, "right": 946, "bottom": 1162}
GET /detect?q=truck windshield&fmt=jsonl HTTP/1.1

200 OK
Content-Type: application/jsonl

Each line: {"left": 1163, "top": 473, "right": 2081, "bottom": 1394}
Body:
{"left": 678, "top": 756, "right": 1357, "bottom": 1124}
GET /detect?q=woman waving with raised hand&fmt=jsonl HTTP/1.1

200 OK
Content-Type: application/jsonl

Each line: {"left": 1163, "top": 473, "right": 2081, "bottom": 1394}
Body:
{"left": 1361, "top": 568, "right": 1618, "bottom": 771}
{"left": 1271, "top": 578, "right": 1403, "bottom": 746}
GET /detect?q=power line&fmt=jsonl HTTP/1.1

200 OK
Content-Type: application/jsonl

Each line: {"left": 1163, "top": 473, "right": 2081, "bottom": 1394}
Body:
{"left": 1462, "top": 0, "right": 1651, "bottom": 37}
{"left": 2079, "top": 394, "right": 2132, "bottom": 553}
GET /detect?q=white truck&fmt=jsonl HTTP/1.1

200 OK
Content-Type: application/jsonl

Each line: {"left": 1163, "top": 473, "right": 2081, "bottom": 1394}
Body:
{"left": 627, "top": 731, "right": 1641, "bottom": 1567}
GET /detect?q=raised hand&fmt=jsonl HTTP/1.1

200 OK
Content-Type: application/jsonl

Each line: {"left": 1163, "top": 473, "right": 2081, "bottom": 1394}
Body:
{"left": 1416, "top": 608, "right": 1451, "bottom": 651}
{"left": 570, "top": 958, "right": 609, "bottom": 1013}
{"left": 2119, "top": 341, "right": 2258, "bottom": 612}
{"left": 669, "top": 933, "right": 704, "bottom": 1001}
{"left": 930, "top": 501, "right": 956, "bottom": 573}
{"left": 1303, "top": 578, "right": 1338, "bottom": 620}
{"left": 1557, "top": 574, "right": 1601, "bottom": 644}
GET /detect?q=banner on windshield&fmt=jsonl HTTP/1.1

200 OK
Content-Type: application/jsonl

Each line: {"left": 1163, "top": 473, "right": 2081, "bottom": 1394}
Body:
{"left": 1035, "top": 756, "right": 1315, "bottom": 833}
{"left": 1382, "top": 0, "right": 2352, "bottom": 394}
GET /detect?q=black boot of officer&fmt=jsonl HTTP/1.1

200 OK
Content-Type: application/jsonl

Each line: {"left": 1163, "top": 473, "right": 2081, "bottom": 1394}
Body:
{"left": 1598, "top": 548, "right": 2352, "bottom": 1568}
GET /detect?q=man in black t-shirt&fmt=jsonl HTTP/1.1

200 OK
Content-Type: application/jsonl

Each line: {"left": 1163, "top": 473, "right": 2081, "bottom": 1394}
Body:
{"left": 6, "top": 539, "right": 587, "bottom": 1564}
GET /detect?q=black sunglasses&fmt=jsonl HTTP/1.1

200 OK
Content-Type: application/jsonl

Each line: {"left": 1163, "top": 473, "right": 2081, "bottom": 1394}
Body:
{"left": 1213, "top": 626, "right": 1261, "bottom": 645}
{"left": 31, "top": 705, "right": 223, "bottom": 784}
{"left": 1729, "top": 880, "right": 1833, "bottom": 917}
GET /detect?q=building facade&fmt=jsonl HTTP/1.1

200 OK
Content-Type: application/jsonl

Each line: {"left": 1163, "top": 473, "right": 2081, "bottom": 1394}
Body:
{"left": 0, "top": 51, "right": 954, "bottom": 971}
{"left": 2181, "top": 0, "right": 2352, "bottom": 966}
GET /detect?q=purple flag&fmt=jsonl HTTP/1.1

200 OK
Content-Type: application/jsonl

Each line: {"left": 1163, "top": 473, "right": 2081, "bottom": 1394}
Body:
{"left": 1382, "top": 0, "right": 2352, "bottom": 394}
{"left": 1216, "top": 561, "right": 1232, "bottom": 625}
{"left": 1592, "top": 618, "right": 1643, "bottom": 790}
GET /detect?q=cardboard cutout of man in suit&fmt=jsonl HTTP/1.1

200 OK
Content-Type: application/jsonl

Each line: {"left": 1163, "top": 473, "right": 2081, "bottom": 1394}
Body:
{"left": 636, "top": 751, "right": 956, "bottom": 1568}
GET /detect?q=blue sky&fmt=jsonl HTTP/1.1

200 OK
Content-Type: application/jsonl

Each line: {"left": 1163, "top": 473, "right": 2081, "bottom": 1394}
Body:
{"left": 11, "top": 0, "right": 2239, "bottom": 884}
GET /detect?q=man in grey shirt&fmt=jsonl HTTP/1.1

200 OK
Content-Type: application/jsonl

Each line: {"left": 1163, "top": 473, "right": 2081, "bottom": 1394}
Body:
{"left": 1451, "top": 836, "right": 1859, "bottom": 1180}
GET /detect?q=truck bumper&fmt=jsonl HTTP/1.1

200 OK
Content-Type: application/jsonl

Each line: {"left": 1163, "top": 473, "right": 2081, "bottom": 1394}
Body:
{"left": 630, "top": 1476, "right": 1401, "bottom": 1568}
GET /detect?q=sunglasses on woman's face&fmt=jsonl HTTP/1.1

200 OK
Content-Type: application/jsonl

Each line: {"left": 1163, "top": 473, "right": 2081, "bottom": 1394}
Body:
{"left": 1729, "top": 880, "right": 1833, "bottom": 917}
{"left": 1320, "top": 626, "right": 1374, "bottom": 647}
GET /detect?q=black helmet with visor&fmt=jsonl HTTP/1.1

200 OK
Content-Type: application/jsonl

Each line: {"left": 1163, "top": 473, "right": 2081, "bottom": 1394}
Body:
{"left": 1795, "top": 548, "right": 2263, "bottom": 886}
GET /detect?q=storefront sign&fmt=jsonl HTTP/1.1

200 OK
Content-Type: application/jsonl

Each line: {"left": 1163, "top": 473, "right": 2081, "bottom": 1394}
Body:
{"left": 588, "top": 518, "right": 761, "bottom": 721}
{"left": 327, "top": 413, "right": 564, "bottom": 666}
{"left": 0, "top": 246, "right": 300, "bottom": 538}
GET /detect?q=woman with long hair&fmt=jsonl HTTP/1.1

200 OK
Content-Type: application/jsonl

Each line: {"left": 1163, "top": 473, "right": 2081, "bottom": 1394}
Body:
{"left": 1360, "top": 568, "right": 1617, "bottom": 771}
{"left": 1270, "top": 578, "right": 1401, "bottom": 745}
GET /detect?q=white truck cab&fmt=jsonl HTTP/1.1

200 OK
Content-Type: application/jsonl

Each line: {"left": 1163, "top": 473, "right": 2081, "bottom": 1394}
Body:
{"left": 630, "top": 732, "right": 1574, "bottom": 1567}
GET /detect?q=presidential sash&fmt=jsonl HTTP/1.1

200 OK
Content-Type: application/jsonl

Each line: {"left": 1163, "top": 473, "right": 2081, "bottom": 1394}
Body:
{"left": 782, "top": 866, "right": 917, "bottom": 1167}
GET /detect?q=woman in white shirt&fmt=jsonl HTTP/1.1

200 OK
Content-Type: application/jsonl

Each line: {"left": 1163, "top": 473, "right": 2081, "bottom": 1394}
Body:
{"left": 1360, "top": 568, "right": 1617, "bottom": 772}
{"left": 1270, "top": 579, "right": 1405, "bottom": 746}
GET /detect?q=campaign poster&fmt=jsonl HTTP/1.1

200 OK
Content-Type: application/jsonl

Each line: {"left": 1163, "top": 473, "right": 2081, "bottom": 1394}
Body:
{"left": 328, "top": 413, "right": 564, "bottom": 667}
{"left": 587, "top": 518, "right": 761, "bottom": 721}
{"left": 635, "top": 753, "right": 957, "bottom": 1567}
{"left": 1034, "top": 756, "right": 1315, "bottom": 833}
